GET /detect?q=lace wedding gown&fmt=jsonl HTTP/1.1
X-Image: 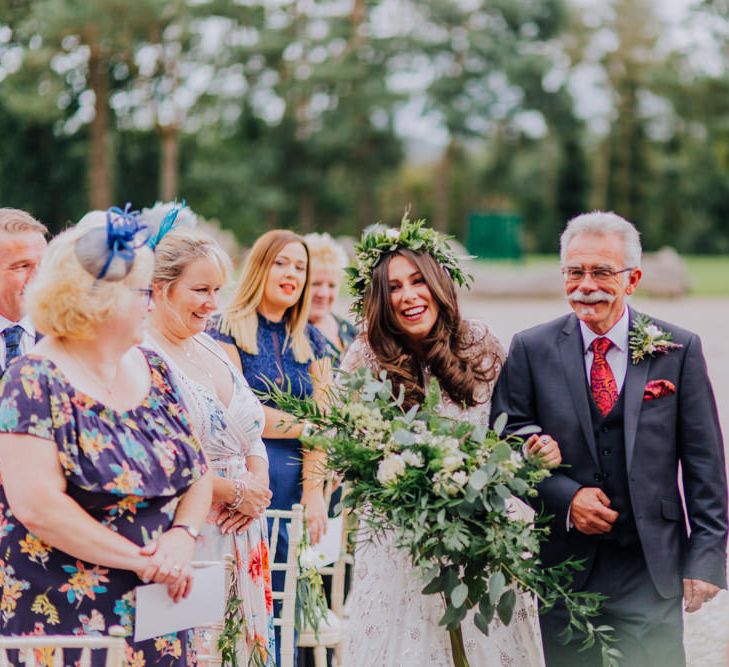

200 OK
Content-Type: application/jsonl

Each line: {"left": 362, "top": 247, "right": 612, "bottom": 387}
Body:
{"left": 340, "top": 321, "right": 545, "bottom": 667}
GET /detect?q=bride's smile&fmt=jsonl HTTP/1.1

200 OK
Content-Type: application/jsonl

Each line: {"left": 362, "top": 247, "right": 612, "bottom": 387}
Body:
{"left": 387, "top": 254, "right": 437, "bottom": 341}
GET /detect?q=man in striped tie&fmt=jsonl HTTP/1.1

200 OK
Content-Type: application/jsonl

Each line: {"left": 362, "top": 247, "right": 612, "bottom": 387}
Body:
{"left": 0, "top": 209, "right": 47, "bottom": 377}
{"left": 492, "top": 211, "right": 727, "bottom": 667}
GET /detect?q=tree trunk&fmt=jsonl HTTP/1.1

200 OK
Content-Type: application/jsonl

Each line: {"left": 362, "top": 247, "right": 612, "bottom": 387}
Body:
{"left": 158, "top": 124, "right": 179, "bottom": 201}
{"left": 433, "top": 139, "right": 455, "bottom": 232}
{"left": 87, "top": 50, "right": 113, "bottom": 210}
{"left": 356, "top": 178, "right": 374, "bottom": 230}
{"left": 299, "top": 192, "right": 315, "bottom": 231}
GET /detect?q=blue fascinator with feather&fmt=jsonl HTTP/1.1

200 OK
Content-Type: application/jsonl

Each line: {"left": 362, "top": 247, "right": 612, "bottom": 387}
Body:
{"left": 141, "top": 200, "right": 196, "bottom": 250}
{"left": 147, "top": 200, "right": 187, "bottom": 250}
{"left": 74, "top": 204, "right": 150, "bottom": 281}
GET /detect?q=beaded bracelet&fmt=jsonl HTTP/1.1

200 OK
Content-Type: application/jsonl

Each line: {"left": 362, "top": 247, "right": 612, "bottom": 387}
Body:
{"left": 226, "top": 477, "right": 248, "bottom": 512}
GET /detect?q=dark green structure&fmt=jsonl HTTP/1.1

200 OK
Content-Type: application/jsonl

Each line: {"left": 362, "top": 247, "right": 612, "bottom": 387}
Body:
{"left": 466, "top": 212, "right": 523, "bottom": 260}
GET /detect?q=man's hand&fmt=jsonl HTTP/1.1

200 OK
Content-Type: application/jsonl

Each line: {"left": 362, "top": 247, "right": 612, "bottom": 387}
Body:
{"left": 684, "top": 578, "right": 721, "bottom": 613}
{"left": 525, "top": 434, "right": 562, "bottom": 469}
{"left": 569, "top": 487, "right": 619, "bottom": 535}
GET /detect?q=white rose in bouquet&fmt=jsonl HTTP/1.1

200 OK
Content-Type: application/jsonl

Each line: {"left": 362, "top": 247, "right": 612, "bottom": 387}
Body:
{"left": 402, "top": 450, "right": 425, "bottom": 468}
{"left": 377, "top": 453, "right": 407, "bottom": 485}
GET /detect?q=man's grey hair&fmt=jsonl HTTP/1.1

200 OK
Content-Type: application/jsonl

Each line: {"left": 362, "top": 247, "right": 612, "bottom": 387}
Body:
{"left": 0, "top": 208, "right": 48, "bottom": 236}
{"left": 560, "top": 211, "right": 641, "bottom": 269}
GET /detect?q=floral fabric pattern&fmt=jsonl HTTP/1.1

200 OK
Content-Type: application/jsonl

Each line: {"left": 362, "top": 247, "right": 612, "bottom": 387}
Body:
{"left": 145, "top": 333, "right": 275, "bottom": 664}
{"left": 0, "top": 350, "right": 208, "bottom": 666}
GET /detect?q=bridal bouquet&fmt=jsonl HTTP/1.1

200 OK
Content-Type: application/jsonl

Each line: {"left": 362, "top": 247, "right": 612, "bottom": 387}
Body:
{"left": 267, "top": 368, "right": 619, "bottom": 667}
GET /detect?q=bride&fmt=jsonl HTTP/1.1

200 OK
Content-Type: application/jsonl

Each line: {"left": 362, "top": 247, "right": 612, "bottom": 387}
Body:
{"left": 340, "top": 223, "right": 561, "bottom": 666}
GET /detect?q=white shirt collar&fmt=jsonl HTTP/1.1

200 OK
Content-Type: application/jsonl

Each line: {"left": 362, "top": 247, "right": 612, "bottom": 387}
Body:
{"left": 579, "top": 306, "right": 630, "bottom": 354}
{"left": 0, "top": 314, "right": 36, "bottom": 338}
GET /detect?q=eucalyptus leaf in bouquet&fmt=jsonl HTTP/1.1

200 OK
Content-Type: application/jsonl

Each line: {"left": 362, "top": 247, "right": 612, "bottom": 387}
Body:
{"left": 265, "top": 368, "right": 621, "bottom": 667}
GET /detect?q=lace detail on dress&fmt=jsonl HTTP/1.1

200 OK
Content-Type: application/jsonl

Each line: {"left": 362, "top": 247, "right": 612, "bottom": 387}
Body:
{"left": 341, "top": 322, "right": 544, "bottom": 667}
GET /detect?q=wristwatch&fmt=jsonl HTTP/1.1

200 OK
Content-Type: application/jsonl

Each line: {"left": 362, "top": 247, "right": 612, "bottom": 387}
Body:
{"left": 171, "top": 524, "right": 200, "bottom": 540}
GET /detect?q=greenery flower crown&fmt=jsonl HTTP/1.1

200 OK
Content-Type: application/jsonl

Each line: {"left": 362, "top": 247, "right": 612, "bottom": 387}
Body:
{"left": 346, "top": 210, "right": 473, "bottom": 316}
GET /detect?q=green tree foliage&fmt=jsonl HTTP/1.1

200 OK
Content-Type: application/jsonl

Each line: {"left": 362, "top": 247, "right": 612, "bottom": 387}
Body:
{"left": 2, "top": 0, "right": 729, "bottom": 252}
{"left": 0, "top": 0, "right": 182, "bottom": 208}
{"left": 0, "top": 100, "right": 85, "bottom": 233}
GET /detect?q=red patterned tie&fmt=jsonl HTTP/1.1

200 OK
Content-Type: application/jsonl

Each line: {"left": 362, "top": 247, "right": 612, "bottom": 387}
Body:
{"left": 590, "top": 337, "right": 618, "bottom": 417}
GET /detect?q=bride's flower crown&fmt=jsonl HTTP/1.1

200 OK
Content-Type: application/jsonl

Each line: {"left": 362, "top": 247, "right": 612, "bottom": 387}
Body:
{"left": 346, "top": 209, "right": 473, "bottom": 316}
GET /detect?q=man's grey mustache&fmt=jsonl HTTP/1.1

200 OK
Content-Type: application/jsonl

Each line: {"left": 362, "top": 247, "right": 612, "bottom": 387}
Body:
{"left": 568, "top": 289, "right": 616, "bottom": 304}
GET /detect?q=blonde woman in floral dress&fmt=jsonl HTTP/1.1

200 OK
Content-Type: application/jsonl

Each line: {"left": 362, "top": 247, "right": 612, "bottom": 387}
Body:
{"left": 143, "top": 215, "right": 275, "bottom": 665}
{"left": 341, "top": 224, "right": 561, "bottom": 666}
{"left": 0, "top": 209, "right": 212, "bottom": 666}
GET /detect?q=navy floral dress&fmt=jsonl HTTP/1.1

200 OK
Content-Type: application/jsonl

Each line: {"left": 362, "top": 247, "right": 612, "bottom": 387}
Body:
{"left": 0, "top": 350, "right": 208, "bottom": 667}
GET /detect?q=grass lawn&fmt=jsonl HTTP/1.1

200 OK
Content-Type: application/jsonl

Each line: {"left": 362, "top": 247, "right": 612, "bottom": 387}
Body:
{"left": 475, "top": 254, "right": 729, "bottom": 296}
{"left": 683, "top": 255, "right": 729, "bottom": 296}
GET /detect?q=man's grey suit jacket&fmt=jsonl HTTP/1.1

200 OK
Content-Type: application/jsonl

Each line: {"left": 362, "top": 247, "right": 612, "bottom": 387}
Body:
{"left": 491, "top": 309, "right": 728, "bottom": 598}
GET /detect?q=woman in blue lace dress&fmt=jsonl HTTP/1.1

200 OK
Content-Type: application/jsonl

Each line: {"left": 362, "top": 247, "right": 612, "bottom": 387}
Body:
{"left": 0, "top": 209, "right": 212, "bottom": 667}
{"left": 209, "top": 230, "right": 331, "bottom": 664}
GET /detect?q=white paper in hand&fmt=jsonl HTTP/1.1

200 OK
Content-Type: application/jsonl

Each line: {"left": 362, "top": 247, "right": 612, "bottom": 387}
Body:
{"left": 134, "top": 563, "right": 226, "bottom": 642}
{"left": 311, "top": 515, "right": 344, "bottom": 567}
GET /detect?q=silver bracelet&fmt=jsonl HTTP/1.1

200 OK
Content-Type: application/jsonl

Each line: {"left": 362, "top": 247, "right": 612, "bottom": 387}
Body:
{"left": 226, "top": 477, "right": 248, "bottom": 512}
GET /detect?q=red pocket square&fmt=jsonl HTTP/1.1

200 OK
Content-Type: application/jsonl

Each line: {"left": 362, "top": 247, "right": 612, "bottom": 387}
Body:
{"left": 644, "top": 379, "right": 676, "bottom": 401}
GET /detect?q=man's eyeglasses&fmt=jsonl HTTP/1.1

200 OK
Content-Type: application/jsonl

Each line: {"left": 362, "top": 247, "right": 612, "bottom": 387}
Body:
{"left": 131, "top": 288, "right": 153, "bottom": 306}
{"left": 561, "top": 267, "right": 634, "bottom": 283}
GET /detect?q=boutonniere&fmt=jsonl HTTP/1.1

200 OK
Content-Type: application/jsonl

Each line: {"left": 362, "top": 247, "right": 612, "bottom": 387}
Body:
{"left": 629, "top": 314, "right": 683, "bottom": 364}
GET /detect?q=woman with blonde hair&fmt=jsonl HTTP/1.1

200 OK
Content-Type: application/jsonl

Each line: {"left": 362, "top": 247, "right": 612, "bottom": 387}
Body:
{"left": 0, "top": 207, "right": 212, "bottom": 666}
{"left": 304, "top": 232, "right": 357, "bottom": 364}
{"left": 142, "top": 205, "right": 276, "bottom": 664}
{"left": 209, "top": 229, "right": 331, "bottom": 664}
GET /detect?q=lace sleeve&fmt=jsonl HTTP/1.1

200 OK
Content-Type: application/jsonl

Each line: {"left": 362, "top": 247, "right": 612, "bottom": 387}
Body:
{"left": 466, "top": 320, "right": 506, "bottom": 404}
{"left": 340, "top": 336, "right": 379, "bottom": 374}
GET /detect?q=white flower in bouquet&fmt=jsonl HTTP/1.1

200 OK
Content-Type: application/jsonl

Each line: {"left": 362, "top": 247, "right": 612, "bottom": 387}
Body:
{"left": 438, "top": 436, "right": 461, "bottom": 452}
{"left": 344, "top": 403, "right": 391, "bottom": 450}
{"left": 510, "top": 451, "right": 525, "bottom": 467}
{"left": 385, "top": 228, "right": 401, "bottom": 241}
{"left": 433, "top": 470, "right": 466, "bottom": 496}
{"left": 442, "top": 454, "right": 465, "bottom": 472}
{"left": 452, "top": 471, "right": 469, "bottom": 488}
{"left": 402, "top": 450, "right": 424, "bottom": 468}
{"left": 412, "top": 421, "right": 427, "bottom": 435}
{"left": 377, "top": 453, "right": 407, "bottom": 485}
{"left": 299, "top": 545, "right": 326, "bottom": 570}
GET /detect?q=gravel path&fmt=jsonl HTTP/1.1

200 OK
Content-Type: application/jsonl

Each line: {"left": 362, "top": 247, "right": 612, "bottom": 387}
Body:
{"left": 459, "top": 295, "right": 729, "bottom": 666}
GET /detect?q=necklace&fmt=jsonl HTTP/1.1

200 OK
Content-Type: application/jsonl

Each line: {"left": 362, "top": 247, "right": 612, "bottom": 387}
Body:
{"left": 154, "top": 330, "right": 215, "bottom": 381}
{"left": 62, "top": 343, "right": 119, "bottom": 397}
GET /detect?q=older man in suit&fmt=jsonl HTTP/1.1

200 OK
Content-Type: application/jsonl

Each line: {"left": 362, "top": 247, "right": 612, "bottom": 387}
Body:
{"left": 492, "top": 211, "right": 727, "bottom": 666}
{"left": 0, "top": 208, "right": 47, "bottom": 376}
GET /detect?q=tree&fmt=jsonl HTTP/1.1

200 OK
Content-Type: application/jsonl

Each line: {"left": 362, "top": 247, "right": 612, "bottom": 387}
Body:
{"left": 396, "top": 0, "right": 568, "bottom": 232}
{"left": 2, "top": 0, "right": 180, "bottom": 208}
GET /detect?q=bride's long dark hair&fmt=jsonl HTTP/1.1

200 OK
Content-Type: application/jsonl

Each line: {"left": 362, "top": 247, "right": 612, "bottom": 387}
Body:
{"left": 363, "top": 249, "right": 497, "bottom": 409}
